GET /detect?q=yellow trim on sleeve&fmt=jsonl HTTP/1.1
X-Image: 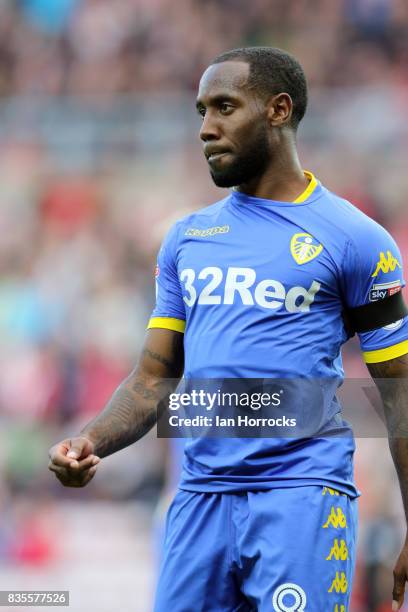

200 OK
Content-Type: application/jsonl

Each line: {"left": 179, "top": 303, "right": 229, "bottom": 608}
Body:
{"left": 363, "top": 339, "right": 408, "bottom": 363}
{"left": 147, "top": 317, "right": 186, "bottom": 333}
{"left": 293, "top": 171, "right": 318, "bottom": 204}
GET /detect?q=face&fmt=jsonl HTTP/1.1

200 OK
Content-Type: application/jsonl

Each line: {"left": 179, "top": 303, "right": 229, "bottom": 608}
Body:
{"left": 196, "top": 61, "right": 271, "bottom": 188}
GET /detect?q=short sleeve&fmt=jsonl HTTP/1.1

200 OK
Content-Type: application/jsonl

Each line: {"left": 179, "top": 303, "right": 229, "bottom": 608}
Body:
{"left": 147, "top": 223, "right": 186, "bottom": 333}
{"left": 342, "top": 220, "right": 408, "bottom": 363}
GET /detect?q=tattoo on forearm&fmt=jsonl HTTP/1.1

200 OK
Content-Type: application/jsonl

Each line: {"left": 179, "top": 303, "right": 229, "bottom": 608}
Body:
{"left": 80, "top": 375, "right": 173, "bottom": 458}
{"left": 78, "top": 330, "right": 184, "bottom": 458}
{"left": 132, "top": 380, "right": 159, "bottom": 399}
{"left": 368, "top": 353, "right": 408, "bottom": 522}
{"left": 142, "top": 343, "right": 183, "bottom": 377}
{"left": 368, "top": 354, "right": 408, "bottom": 435}
{"left": 142, "top": 348, "right": 174, "bottom": 371}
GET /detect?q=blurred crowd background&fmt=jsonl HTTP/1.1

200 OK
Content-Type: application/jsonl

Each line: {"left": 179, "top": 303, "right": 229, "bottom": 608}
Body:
{"left": 0, "top": 0, "right": 407, "bottom": 610}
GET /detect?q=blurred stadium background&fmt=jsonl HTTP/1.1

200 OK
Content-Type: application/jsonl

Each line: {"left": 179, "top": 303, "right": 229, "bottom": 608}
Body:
{"left": 0, "top": 0, "right": 407, "bottom": 610}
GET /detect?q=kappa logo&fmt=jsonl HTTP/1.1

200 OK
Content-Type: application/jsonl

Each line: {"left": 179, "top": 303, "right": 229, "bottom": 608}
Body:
{"left": 371, "top": 250, "right": 402, "bottom": 277}
{"left": 290, "top": 233, "right": 323, "bottom": 265}
{"left": 326, "top": 539, "right": 349, "bottom": 561}
{"left": 272, "top": 583, "right": 307, "bottom": 611}
{"left": 322, "top": 506, "right": 347, "bottom": 529}
{"left": 185, "top": 225, "right": 229, "bottom": 238}
{"left": 328, "top": 572, "right": 348, "bottom": 594}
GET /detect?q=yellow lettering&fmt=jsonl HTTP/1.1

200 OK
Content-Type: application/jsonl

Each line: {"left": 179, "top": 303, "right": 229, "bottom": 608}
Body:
{"left": 334, "top": 605, "right": 346, "bottom": 612}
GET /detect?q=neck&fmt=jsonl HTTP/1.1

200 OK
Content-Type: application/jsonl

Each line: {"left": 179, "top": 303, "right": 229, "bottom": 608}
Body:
{"left": 236, "top": 140, "right": 308, "bottom": 201}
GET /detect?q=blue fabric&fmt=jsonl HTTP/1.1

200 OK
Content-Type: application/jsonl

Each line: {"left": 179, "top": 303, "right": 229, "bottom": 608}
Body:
{"left": 151, "top": 178, "right": 408, "bottom": 495}
{"left": 155, "top": 486, "right": 358, "bottom": 611}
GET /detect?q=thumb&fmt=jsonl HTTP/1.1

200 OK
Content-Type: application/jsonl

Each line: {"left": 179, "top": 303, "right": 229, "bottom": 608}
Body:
{"left": 67, "top": 437, "right": 92, "bottom": 460}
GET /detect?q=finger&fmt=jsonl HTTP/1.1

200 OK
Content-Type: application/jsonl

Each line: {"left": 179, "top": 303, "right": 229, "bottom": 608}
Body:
{"left": 53, "top": 467, "right": 96, "bottom": 488}
{"left": 66, "top": 438, "right": 94, "bottom": 461}
{"left": 49, "top": 448, "right": 78, "bottom": 469}
{"left": 48, "top": 460, "right": 73, "bottom": 475}
{"left": 48, "top": 464, "right": 69, "bottom": 477}
{"left": 65, "top": 467, "right": 97, "bottom": 488}
{"left": 55, "top": 473, "right": 83, "bottom": 488}
{"left": 50, "top": 450, "right": 96, "bottom": 470}
{"left": 392, "top": 572, "right": 406, "bottom": 610}
{"left": 76, "top": 455, "right": 100, "bottom": 470}
{"left": 48, "top": 459, "right": 96, "bottom": 478}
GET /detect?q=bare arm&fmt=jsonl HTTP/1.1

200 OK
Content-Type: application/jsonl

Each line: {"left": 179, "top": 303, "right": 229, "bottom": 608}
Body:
{"left": 48, "top": 328, "right": 183, "bottom": 485}
{"left": 367, "top": 353, "right": 408, "bottom": 611}
{"left": 81, "top": 328, "right": 184, "bottom": 458}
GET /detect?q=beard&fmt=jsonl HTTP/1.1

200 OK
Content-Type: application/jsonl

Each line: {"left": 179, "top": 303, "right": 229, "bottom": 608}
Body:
{"left": 208, "top": 124, "right": 271, "bottom": 188}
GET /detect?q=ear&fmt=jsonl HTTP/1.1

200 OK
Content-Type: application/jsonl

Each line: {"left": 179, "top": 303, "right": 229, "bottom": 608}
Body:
{"left": 266, "top": 93, "right": 293, "bottom": 127}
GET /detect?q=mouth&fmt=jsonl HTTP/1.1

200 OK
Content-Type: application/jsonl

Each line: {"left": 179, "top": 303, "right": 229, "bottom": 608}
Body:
{"left": 207, "top": 152, "right": 230, "bottom": 163}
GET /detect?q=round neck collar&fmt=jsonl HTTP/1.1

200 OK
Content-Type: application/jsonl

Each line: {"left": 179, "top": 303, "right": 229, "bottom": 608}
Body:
{"left": 230, "top": 171, "right": 321, "bottom": 207}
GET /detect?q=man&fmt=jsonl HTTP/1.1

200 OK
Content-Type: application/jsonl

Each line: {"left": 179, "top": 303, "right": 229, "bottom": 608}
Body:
{"left": 49, "top": 47, "right": 408, "bottom": 611}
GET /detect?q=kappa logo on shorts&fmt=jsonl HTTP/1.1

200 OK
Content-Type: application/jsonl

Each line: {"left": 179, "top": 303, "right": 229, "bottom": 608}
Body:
{"left": 272, "top": 583, "right": 307, "bottom": 611}
{"left": 326, "top": 538, "right": 349, "bottom": 561}
{"left": 322, "top": 506, "right": 347, "bottom": 529}
{"left": 290, "top": 233, "right": 323, "bottom": 265}
{"left": 328, "top": 572, "right": 348, "bottom": 594}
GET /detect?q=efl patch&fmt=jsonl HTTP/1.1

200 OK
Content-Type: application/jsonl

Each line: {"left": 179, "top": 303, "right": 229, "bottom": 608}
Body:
{"left": 290, "top": 233, "right": 323, "bottom": 265}
{"left": 369, "top": 279, "right": 403, "bottom": 330}
{"left": 369, "top": 280, "right": 401, "bottom": 302}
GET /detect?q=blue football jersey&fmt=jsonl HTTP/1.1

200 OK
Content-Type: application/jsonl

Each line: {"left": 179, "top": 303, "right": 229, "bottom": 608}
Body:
{"left": 148, "top": 171, "right": 408, "bottom": 496}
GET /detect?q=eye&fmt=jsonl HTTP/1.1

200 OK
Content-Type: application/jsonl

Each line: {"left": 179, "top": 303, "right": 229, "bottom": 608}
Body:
{"left": 219, "top": 102, "right": 234, "bottom": 115}
{"left": 197, "top": 106, "right": 206, "bottom": 119}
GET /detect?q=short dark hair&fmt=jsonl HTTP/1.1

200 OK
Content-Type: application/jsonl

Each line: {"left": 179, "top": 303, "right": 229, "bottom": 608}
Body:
{"left": 211, "top": 47, "right": 308, "bottom": 129}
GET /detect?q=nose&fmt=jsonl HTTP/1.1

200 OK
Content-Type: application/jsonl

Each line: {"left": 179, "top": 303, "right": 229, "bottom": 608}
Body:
{"left": 199, "top": 110, "right": 221, "bottom": 142}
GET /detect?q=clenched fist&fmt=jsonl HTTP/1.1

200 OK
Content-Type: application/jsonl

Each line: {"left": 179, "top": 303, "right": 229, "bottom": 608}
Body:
{"left": 48, "top": 436, "right": 100, "bottom": 487}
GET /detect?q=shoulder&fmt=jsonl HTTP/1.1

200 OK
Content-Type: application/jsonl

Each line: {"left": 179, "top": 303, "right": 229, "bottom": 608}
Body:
{"left": 177, "top": 196, "right": 230, "bottom": 226}
{"left": 317, "top": 186, "right": 402, "bottom": 283}
{"left": 167, "top": 196, "right": 231, "bottom": 237}
{"left": 318, "top": 185, "right": 396, "bottom": 250}
{"left": 159, "top": 196, "right": 231, "bottom": 252}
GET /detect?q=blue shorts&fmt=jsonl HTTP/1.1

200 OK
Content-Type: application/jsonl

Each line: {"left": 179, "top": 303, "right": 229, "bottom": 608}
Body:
{"left": 154, "top": 486, "right": 358, "bottom": 612}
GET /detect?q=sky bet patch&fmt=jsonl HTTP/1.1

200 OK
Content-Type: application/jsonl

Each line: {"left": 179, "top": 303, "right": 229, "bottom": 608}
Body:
{"left": 369, "top": 279, "right": 402, "bottom": 302}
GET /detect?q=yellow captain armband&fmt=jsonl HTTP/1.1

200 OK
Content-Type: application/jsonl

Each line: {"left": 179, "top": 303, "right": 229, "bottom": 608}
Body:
{"left": 147, "top": 317, "right": 186, "bottom": 333}
{"left": 363, "top": 339, "right": 408, "bottom": 363}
